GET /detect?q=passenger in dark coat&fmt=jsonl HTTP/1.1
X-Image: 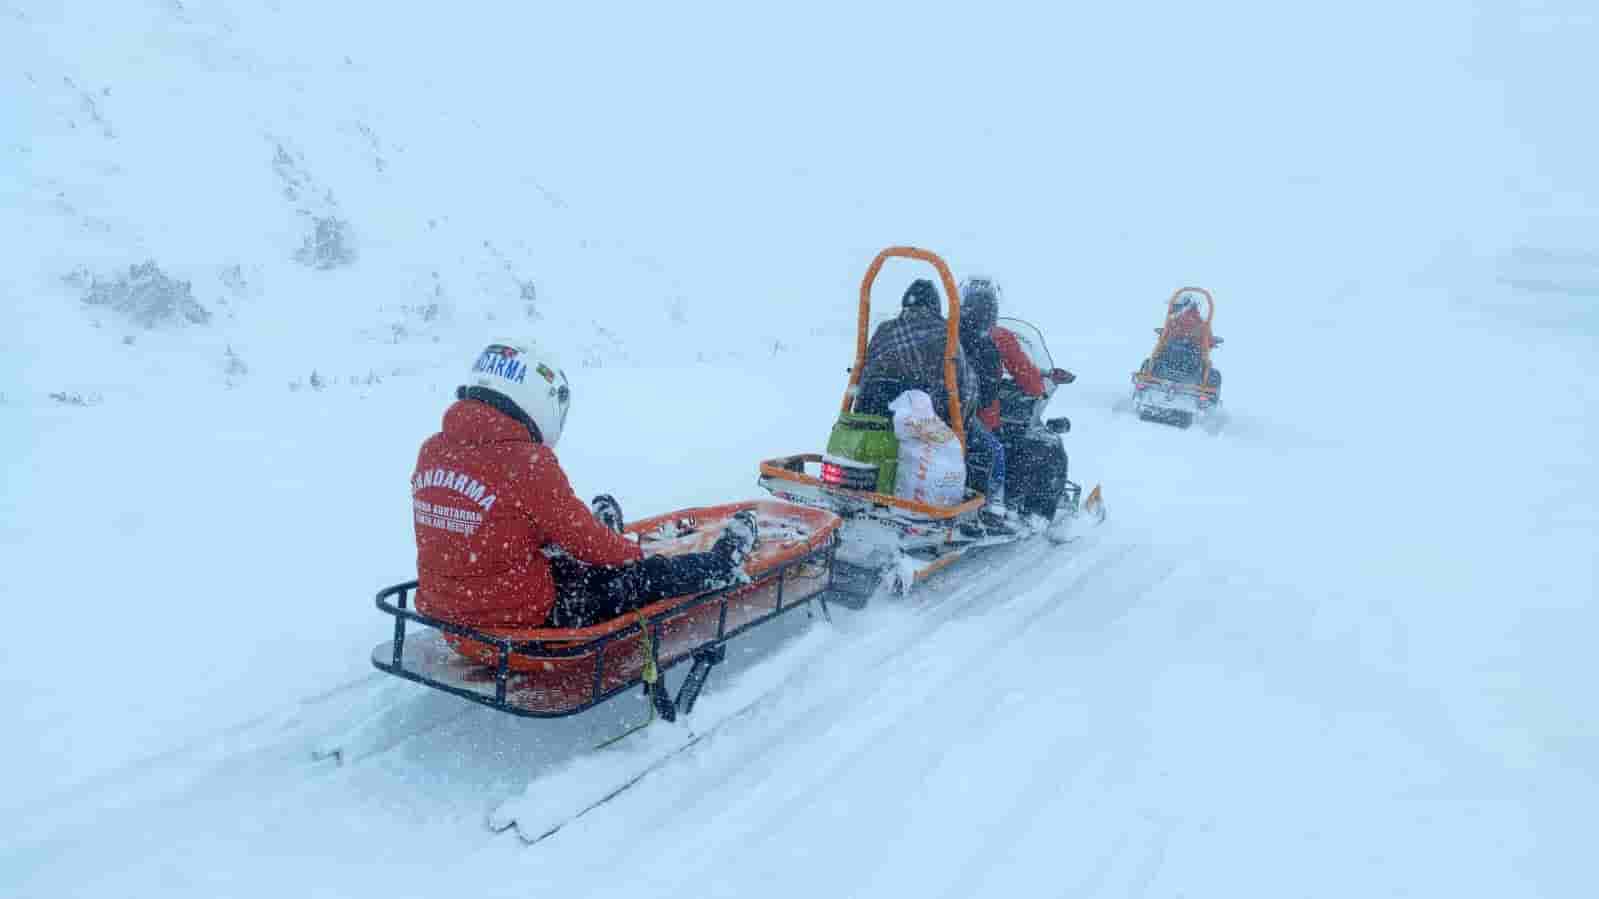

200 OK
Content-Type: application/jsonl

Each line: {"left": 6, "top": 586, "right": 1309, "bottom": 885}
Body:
{"left": 853, "top": 279, "right": 977, "bottom": 427}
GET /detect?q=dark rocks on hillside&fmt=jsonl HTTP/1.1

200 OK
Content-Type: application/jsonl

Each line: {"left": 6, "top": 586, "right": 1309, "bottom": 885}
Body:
{"left": 296, "top": 216, "right": 356, "bottom": 269}
{"left": 81, "top": 261, "right": 210, "bottom": 328}
{"left": 49, "top": 391, "right": 102, "bottom": 406}
{"left": 223, "top": 345, "right": 248, "bottom": 386}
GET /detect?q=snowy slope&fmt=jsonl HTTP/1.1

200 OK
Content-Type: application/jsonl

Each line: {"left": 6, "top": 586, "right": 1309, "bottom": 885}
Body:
{"left": 5, "top": 1, "right": 1598, "bottom": 897}
{"left": 7, "top": 273, "right": 1595, "bottom": 897}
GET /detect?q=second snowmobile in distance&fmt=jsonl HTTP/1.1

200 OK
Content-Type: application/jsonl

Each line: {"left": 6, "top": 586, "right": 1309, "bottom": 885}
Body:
{"left": 1130, "top": 286, "right": 1224, "bottom": 430}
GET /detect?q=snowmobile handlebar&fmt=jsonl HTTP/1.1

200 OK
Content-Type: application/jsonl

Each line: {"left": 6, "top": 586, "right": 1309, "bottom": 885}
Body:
{"left": 846, "top": 246, "right": 966, "bottom": 449}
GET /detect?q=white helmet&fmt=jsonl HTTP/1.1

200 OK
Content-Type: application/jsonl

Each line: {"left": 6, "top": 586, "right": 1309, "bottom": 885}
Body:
{"left": 464, "top": 340, "right": 571, "bottom": 447}
{"left": 959, "top": 274, "right": 1004, "bottom": 305}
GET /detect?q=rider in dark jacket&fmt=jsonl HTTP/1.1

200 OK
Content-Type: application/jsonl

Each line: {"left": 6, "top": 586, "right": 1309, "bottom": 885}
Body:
{"left": 960, "top": 277, "right": 1077, "bottom": 528}
{"left": 854, "top": 279, "right": 977, "bottom": 427}
{"left": 957, "top": 278, "right": 1016, "bottom": 529}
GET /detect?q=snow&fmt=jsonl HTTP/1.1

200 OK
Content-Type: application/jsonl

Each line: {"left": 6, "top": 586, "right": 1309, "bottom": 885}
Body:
{"left": 4, "top": 1, "right": 1598, "bottom": 896}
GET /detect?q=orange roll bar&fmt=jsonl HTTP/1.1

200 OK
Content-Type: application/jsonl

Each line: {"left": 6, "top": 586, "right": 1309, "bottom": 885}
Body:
{"left": 842, "top": 246, "right": 966, "bottom": 449}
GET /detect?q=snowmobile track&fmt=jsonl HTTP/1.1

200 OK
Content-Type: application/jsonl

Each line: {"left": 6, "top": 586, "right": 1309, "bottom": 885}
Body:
{"left": 509, "top": 533, "right": 1134, "bottom": 849}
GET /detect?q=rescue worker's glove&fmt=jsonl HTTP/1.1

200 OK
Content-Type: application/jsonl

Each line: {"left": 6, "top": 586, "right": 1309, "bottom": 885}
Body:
{"left": 1049, "top": 368, "right": 1076, "bottom": 384}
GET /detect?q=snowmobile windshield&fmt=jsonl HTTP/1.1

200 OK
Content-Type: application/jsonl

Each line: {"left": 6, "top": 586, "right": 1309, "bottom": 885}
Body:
{"left": 996, "top": 317, "right": 1054, "bottom": 372}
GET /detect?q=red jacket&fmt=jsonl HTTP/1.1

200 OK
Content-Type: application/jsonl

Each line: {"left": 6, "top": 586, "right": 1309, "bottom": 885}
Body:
{"left": 1167, "top": 307, "right": 1206, "bottom": 341}
{"left": 978, "top": 326, "right": 1046, "bottom": 429}
{"left": 412, "top": 400, "right": 641, "bottom": 628}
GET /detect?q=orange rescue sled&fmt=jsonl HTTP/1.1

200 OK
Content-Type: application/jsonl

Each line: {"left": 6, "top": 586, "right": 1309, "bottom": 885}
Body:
{"left": 373, "top": 500, "right": 840, "bottom": 719}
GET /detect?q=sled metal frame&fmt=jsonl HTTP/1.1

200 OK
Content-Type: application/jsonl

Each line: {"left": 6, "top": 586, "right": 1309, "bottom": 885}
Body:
{"left": 372, "top": 540, "right": 837, "bottom": 720}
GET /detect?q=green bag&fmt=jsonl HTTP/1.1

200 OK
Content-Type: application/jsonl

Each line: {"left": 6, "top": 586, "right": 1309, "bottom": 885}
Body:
{"left": 825, "top": 413, "right": 899, "bottom": 494}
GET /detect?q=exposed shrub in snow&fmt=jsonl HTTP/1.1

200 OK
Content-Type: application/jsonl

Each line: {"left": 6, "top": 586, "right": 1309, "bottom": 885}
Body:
{"left": 287, "top": 370, "right": 380, "bottom": 393}
{"left": 81, "top": 261, "right": 210, "bottom": 328}
{"left": 220, "top": 263, "right": 248, "bottom": 294}
{"left": 520, "top": 279, "right": 538, "bottom": 319}
{"left": 49, "top": 390, "right": 102, "bottom": 406}
{"left": 295, "top": 216, "right": 356, "bottom": 269}
{"left": 404, "top": 301, "right": 440, "bottom": 322}
{"left": 218, "top": 263, "right": 263, "bottom": 301}
{"left": 222, "top": 345, "right": 248, "bottom": 387}
{"left": 377, "top": 299, "right": 443, "bottom": 344}
{"left": 480, "top": 240, "right": 540, "bottom": 319}
{"left": 223, "top": 345, "right": 247, "bottom": 376}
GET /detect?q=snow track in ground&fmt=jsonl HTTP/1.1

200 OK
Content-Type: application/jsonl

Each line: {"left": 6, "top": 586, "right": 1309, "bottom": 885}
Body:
{"left": 3, "top": 529, "right": 1139, "bottom": 894}
{"left": 520, "top": 536, "right": 1178, "bottom": 896}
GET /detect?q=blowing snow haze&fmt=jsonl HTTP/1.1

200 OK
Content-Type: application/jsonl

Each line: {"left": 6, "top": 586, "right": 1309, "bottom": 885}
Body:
{"left": 2, "top": 2, "right": 1596, "bottom": 898}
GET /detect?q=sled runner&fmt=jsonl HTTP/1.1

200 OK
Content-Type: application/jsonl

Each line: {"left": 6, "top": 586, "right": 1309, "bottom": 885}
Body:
{"left": 1130, "top": 286, "right": 1224, "bottom": 429}
{"left": 758, "top": 246, "right": 1104, "bottom": 595}
{"left": 372, "top": 501, "right": 840, "bottom": 720}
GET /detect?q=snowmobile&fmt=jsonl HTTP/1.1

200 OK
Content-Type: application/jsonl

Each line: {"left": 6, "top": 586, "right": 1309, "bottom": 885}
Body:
{"left": 757, "top": 245, "right": 1104, "bottom": 597}
{"left": 372, "top": 500, "right": 842, "bottom": 721}
{"left": 992, "top": 315, "right": 1088, "bottom": 521}
{"left": 1129, "top": 287, "right": 1224, "bottom": 429}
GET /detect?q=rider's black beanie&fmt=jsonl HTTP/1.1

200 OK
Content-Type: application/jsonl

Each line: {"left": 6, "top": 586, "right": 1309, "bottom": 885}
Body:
{"left": 902, "top": 279, "right": 940, "bottom": 312}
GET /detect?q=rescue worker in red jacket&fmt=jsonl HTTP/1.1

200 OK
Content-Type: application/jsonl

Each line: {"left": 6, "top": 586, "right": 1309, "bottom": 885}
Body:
{"left": 412, "top": 340, "right": 758, "bottom": 630}
{"left": 1148, "top": 292, "right": 1222, "bottom": 388}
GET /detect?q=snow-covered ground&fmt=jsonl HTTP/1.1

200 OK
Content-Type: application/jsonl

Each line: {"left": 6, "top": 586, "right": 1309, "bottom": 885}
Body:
{"left": 4, "top": 1, "right": 1597, "bottom": 896}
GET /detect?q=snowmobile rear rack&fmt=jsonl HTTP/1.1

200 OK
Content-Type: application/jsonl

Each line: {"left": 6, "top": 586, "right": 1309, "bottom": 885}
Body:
{"left": 759, "top": 453, "right": 986, "bottom": 520}
{"left": 373, "top": 502, "right": 842, "bottom": 719}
